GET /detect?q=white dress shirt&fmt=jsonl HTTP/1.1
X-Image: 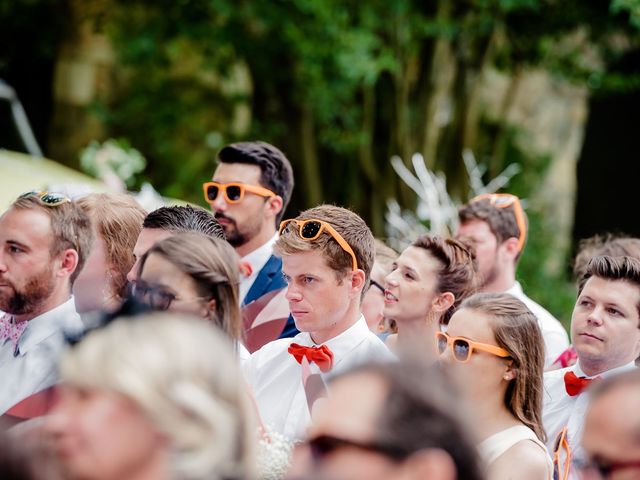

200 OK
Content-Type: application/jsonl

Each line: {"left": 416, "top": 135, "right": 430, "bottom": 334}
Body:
{"left": 243, "top": 315, "right": 394, "bottom": 440}
{"left": 542, "top": 360, "right": 637, "bottom": 478}
{"left": 506, "top": 281, "right": 569, "bottom": 367}
{"left": 0, "top": 298, "right": 83, "bottom": 414}
{"left": 239, "top": 234, "right": 279, "bottom": 304}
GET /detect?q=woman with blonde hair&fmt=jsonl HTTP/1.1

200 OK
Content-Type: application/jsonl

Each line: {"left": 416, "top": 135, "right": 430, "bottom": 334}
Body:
{"left": 74, "top": 193, "right": 146, "bottom": 313}
{"left": 437, "top": 292, "right": 552, "bottom": 479}
{"left": 134, "top": 232, "right": 243, "bottom": 343}
{"left": 46, "top": 313, "right": 255, "bottom": 480}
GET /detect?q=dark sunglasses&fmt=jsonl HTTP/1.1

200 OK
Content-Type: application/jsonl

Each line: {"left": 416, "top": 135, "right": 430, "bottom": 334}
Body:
{"left": 202, "top": 181, "right": 275, "bottom": 205}
{"left": 18, "top": 191, "right": 71, "bottom": 206}
{"left": 131, "top": 280, "right": 179, "bottom": 311}
{"left": 573, "top": 456, "right": 640, "bottom": 479}
{"left": 279, "top": 219, "right": 358, "bottom": 271}
{"left": 308, "top": 434, "right": 409, "bottom": 463}
{"left": 370, "top": 280, "right": 385, "bottom": 294}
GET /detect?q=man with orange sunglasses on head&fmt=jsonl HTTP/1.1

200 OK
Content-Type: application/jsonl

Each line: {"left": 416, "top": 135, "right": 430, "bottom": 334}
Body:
{"left": 243, "top": 205, "right": 394, "bottom": 440}
{"left": 204, "top": 141, "right": 298, "bottom": 347}
{"left": 456, "top": 193, "right": 569, "bottom": 368}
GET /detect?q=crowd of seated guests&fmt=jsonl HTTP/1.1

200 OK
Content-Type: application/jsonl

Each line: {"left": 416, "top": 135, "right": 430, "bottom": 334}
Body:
{"left": 0, "top": 140, "right": 639, "bottom": 480}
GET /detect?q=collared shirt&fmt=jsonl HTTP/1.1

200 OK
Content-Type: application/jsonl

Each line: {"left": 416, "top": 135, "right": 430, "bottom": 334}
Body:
{"left": 0, "top": 298, "right": 83, "bottom": 414}
{"left": 542, "top": 359, "right": 637, "bottom": 477}
{"left": 243, "top": 315, "right": 394, "bottom": 440}
{"left": 505, "top": 281, "right": 569, "bottom": 368}
{"left": 239, "top": 233, "right": 279, "bottom": 304}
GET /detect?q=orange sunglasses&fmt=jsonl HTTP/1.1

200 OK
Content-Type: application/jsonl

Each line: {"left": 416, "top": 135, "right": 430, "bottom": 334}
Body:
{"left": 470, "top": 193, "right": 527, "bottom": 252}
{"left": 279, "top": 219, "right": 358, "bottom": 271}
{"left": 202, "top": 181, "right": 276, "bottom": 205}
{"left": 435, "top": 331, "right": 510, "bottom": 363}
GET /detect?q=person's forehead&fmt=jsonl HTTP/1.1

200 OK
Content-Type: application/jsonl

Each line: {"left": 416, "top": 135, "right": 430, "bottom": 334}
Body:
{"left": 0, "top": 207, "right": 53, "bottom": 248}
{"left": 281, "top": 247, "right": 335, "bottom": 275}
{"left": 397, "top": 246, "right": 441, "bottom": 275}
{"left": 584, "top": 385, "right": 640, "bottom": 455}
{"left": 212, "top": 162, "right": 262, "bottom": 185}
{"left": 581, "top": 276, "right": 640, "bottom": 310}
{"left": 457, "top": 219, "right": 495, "bottom": 240}
{"left": 135, "top": 228, "right": 174, "bottom": 255}
{"left": 312, "top": 373, "right": 386, "bottom": 440}
{"left": 447, "top": 308, "right": 495, "bottom": 344}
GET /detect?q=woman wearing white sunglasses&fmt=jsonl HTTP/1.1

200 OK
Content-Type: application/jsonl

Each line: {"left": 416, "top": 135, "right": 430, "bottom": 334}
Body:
{"left": 438, "top": 292, "right": 552, "bottom": 480}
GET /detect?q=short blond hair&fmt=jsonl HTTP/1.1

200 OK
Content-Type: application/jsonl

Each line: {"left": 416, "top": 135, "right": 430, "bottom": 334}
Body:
{"left": 275, "top": 205, "right": 374, "bottom": 283}
{"left": 59, "top": 313, "right": 255, "bottom": 480}
{"left": 76, "top": 193, "right": 146, "bottom": 300}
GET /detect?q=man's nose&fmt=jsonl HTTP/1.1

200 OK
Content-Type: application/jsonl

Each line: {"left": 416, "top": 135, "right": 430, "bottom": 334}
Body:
{"left": 210, "top": 191, "right": 228, "bottom": 212}
{"left": 587, "top": 305, "right": 605, "bottom": 326}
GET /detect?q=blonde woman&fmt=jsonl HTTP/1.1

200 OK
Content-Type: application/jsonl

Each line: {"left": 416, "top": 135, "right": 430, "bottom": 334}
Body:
{"left": 437, "top": 293, "right": 552, "bottom": 479}
{"left": 46, "top": 313, "right": 255, "bottom": 480}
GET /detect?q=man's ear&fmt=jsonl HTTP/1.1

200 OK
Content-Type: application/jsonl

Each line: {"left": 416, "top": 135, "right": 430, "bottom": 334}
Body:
{"left": 431, "top": 292, "right": 455, "bottom": 315}
{"left": 402, "top": 448, "right": 457, "bottom": 480}
{"left": 265, "top": 195, "right": 284, "bottom": 219}
{"left": 501, "top": 237, "right": 520, "bottom": 261}
{"left": 56, "top": 249, "right": 79, "bottom": 279}
{"left": 350, "top": 270, "right": 367, "bottom": 298}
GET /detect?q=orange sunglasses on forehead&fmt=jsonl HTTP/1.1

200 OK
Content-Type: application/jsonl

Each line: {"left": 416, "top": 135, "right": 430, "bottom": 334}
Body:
{"left": 278, "top": 219, "right": 359, "bottom": 271}
{"left": 470, "top": 193, "right": 527, "bottom": 252}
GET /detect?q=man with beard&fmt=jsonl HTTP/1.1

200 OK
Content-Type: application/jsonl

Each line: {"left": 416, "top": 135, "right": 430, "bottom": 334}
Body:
{"left": 204, "top": 141, "right": 298, "bottom": 345}
{"left": 456, "top": 193, "right": 568, "bottom": 367}
{"left": 0, "top": 192, "right": 93, "bottom": 415}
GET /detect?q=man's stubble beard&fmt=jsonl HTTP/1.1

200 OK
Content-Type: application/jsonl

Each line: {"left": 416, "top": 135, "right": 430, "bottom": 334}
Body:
{"left": 0, "top": 264, "right": 57, "bottom": 316}
{"left": 218, "top": 214, "right": 264, "bottom": 249}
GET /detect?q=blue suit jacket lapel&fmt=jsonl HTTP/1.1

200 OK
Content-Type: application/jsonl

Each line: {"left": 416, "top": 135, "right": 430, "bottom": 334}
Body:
{"left": 243, "top": 254, "right": 286, "bottom": 306}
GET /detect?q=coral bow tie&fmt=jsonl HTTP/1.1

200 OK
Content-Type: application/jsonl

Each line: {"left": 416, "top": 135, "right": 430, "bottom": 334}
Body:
{"left": 288, "top": 343, "right": 334, "bottom": 372}
{"left": 564, "top": 371, "right": 597, "bottom": 396}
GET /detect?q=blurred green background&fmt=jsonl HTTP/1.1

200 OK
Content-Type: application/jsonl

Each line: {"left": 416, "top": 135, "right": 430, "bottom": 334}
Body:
{"left": 2, "top": 0, "right": 640, "bottom": 329}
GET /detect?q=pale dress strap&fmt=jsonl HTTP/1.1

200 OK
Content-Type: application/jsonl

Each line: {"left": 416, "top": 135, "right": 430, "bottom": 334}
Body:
{"left": 478, "top": 425, "right": 553, "bottom": 479}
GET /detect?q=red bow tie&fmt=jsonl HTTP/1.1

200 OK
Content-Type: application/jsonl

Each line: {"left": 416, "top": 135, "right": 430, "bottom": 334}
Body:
{"left": 288, "top": 343, "right": 334, "bottom": 372}
{"left": 564, "top": 371, "right": 598, "bottom": 396}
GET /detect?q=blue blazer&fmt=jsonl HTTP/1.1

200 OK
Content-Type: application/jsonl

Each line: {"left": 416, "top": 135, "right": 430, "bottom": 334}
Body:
{"left": 243, "top": 255, "right": 299, "bottom": 338}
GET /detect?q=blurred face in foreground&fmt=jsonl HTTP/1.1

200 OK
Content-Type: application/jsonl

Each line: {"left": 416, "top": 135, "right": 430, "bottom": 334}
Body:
{"left": 292, "top": 372, "right": 457, "bottom": 480}
{"left": 47, "top": 385, "right": 169, "bottom": 480}
{"left": 581, "top": 383, "right": 640, "bottom": 480}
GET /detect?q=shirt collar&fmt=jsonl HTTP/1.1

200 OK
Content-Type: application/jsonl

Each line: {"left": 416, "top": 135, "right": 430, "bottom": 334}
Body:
{"left": 242, "top": 233, "right": 278, "bottom": 273}
{"left": 504, "top": 281, "right": 522, "bottom": 296}
{"left": 16, "top": 298, "right": 82, "bottom": 356}
{"left": 573, "top": 359, "right": 637, "bottom": 379}
{"left": 295, "top": 315, "right": 371, "bottom": 363}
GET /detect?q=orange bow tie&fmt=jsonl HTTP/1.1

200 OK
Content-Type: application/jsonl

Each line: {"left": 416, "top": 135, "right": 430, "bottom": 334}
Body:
{"left": 288, "top": 343, "right": 334, "bottom": 372}
{"left": 564, "top": 371, "right": 597, "bottom": 396}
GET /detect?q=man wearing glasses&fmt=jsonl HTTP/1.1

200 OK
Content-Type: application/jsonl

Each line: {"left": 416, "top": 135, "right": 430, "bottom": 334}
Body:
{"left": 243, "top": 205, "right": 394, "bottom": 440}
{"left": 0, "top": 192, "right": 93, "bottom": 416}
{"left": 204, "top": 141, "right": 298, "bottom": 348}
{"left": 543, "top": 255, "right": 640, "bottom": 480}
{"left": 456, "top": 193, "right": 569, "bottom": 367}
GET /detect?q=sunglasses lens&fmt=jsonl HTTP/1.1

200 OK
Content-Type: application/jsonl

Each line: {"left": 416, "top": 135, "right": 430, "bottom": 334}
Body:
{"left": 150, "top": 290, "right": 174, "bottom": 311}
{"left": 493, "top": 197, "right": 514, "bottom": 207}
{"left": 300, "top": 221, "right": 322, "bottom": 239}
{"left": 40, "top": 193, "right": 69, "bottom": 204}
{"left": 436, "top": 334, "right": 447, "bottom": 355}
{"left": 206, "top": 185, "right": 219, "bottom": 202}
{"left": 453, "top": 339, "right": 470, "bottom": 361}
{"left": 226, "top": 185, "right": 242, "bottom": 201}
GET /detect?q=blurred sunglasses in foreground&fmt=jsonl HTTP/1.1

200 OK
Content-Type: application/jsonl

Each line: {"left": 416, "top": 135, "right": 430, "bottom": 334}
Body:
{"left": 202, "top": 181, "right": 275, "bottom": 205}
{"left": 18, "top": 191, "right": 71, "bottom": 207}
{"left": 308, "top": 434, "right": 410, "bottom": 463}
{"left": 435, "top": 331, "right": 510, "bottom": 363}
{"left": 470, "top": 193, "right": 526, "bottom": 252}
{"left": 279, "top": 219, "right": 358, "bottom": 271}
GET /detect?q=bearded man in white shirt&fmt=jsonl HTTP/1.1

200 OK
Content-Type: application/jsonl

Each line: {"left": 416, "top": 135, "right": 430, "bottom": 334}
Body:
{"left": 543, "top": 255, "right": 640, "bottom": 479}
{"left": 0, "top": 192, "right": 93, "bottom": 417}
{"left": 243, "top": 205, "right": 394, "bottom": 440}
{"left": 456, "top": 193, "right": 569, "bottom": 368}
